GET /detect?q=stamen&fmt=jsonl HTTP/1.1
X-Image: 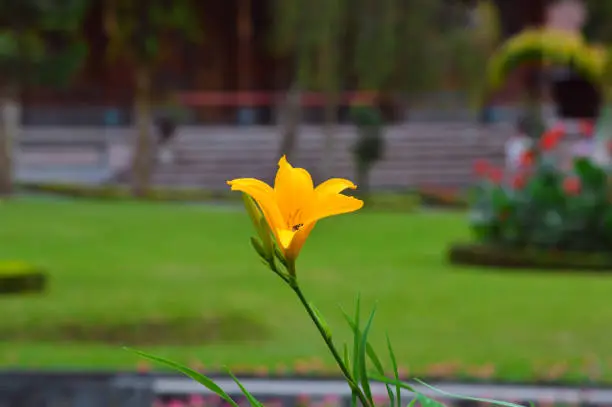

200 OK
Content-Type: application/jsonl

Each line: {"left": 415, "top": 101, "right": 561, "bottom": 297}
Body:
{"left": 287, "top": 208, "right": 303, "bottom": 229}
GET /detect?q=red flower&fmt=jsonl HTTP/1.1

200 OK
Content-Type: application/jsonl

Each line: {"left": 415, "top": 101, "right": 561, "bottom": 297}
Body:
{"left": 488, "top": 167, "right": 503, "bottom": 184}
{"left": 512, "top": 173, "right": 527, "bottom": 190}
{"left": 579, "top": 120, "right": 595, "bottom": 137}
{"left": 563, "top": 176, "right": 581, "bottom": 195}
{"left": 498, "top": 209, "right": 510, "bottom": 221}
{"left": 519, "top": 150, "right": 535, "bottom": 167}
{"left": 473, "top": 159, "right": 490, "bottom": 176}
{"left": 540, "top": 126, "right": 565, "bottom": 151}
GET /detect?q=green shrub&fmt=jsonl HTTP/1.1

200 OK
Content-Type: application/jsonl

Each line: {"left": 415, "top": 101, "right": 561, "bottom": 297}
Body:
{"left": 468, "top": 130, "right": 612, "bottom": 252}
{"left": 0, "top": 261, "right": 47, "bottom": 295}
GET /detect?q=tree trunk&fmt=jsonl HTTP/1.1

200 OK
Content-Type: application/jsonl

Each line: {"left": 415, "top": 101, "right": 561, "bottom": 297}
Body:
{"left": 319, "top": 91, "right": 338, "bottom": 179}
{"left": 355, "top": 161, "right": 371, "bottom": 200}
{"left": 0, "top": 88, "right": 19, "bottom": 197}
{"left": 277, "top": 82, "right": 301, "bottom": 161}
{"left": 130, "top": 65, "right": 154, "bottom": 198}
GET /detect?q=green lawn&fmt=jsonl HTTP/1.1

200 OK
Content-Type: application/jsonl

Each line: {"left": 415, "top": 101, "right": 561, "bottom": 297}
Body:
{"left": 0, "top": 198, "right": 611, "bottom": 382}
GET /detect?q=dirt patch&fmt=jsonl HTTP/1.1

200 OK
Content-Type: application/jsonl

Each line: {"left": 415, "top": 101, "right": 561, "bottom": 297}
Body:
{"left": 0, "top": 312, "right": 269, "bottom": 346}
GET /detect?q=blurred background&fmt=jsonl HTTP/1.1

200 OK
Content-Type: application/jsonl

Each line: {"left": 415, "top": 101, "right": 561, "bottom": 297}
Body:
{"left": 1, "top": 0, "right": 612, "bottom": 406}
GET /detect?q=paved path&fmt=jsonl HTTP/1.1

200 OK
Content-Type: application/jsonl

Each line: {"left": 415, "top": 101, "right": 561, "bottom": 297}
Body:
{"left": 151, "top": 377, "right": 612, "bottom": 404}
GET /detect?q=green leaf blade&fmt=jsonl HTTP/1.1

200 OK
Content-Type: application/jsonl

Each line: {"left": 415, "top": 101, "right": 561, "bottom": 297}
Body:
{"left": 125, "top": 348, "right": 238, "bottom": 407}
{"left": 227, "top": 370, "right": 265, "bottom": 407}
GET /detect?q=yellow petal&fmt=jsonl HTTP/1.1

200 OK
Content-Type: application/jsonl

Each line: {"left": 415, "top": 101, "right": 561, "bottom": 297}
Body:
{"left": 306, "top": 193, "right": 364, "bottom": 224}
{"left": 314, "top": 178, "right": 357, "bottom": 195}
{"left": 274, "top": 156, "right": 314, "bottom": 224}
{"left": 227, "top": 178, "right": 285, "bottom": 235}
{"left": 286, "top": 222, "right": 317, "bottom": 261}
{"left": 277, "top": 228, "right": 296, "bottom": 249}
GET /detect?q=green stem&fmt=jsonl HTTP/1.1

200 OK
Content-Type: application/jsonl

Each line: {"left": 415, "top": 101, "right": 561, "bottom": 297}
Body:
{"left": 291, "top": 281, "right": 372, "bottom": 407}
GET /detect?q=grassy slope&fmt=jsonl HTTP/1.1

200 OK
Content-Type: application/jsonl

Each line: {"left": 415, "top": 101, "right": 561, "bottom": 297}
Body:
{"left": 0, "top": 198, "right": 610, "bottom": 381}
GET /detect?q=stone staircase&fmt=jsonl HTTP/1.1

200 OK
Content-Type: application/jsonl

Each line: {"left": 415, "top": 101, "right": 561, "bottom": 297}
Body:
{"left": 13, "top": 124, "right": 511, "bottom": 189}
{"left": 151, "top": 124, "right": 511, "bottom": 189}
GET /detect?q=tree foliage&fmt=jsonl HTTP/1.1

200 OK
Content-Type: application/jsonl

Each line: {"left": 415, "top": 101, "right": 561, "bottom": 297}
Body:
{"left": 103, "top": 0, "right": 201, "bottom": 197}
{"left": 0, "top": 0, "right": 89, "bottom": 88}
{"left": 104, "top": 0, "right": 200, "bottom": 67}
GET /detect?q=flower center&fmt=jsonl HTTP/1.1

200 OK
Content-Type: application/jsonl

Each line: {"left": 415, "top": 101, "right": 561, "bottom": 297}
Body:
{"left": 286, "top": 209, "right": 304, "bottom": 232}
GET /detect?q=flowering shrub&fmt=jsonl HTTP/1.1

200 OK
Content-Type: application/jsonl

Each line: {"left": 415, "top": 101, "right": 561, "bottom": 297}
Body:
{"left": 130, "top": 156, "right": 525, "bottom": 406}
{"left": 469, "top": 127, "right": 612, "bottom": 251}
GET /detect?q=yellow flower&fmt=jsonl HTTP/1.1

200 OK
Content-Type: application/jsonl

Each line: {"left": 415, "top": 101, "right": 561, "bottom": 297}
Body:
{"left": 227, "top": 156, "right": 364, "bottom": 261}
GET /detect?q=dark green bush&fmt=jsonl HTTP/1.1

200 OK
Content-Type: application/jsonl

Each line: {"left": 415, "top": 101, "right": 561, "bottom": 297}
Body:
{"left": 0, "top": 262, "right": 47, "bottom": 295}
{"left": 351, "top": 106, "right": 385, "bottom": 197}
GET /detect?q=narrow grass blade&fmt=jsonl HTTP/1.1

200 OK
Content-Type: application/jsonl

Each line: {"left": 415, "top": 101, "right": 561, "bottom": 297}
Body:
{"left": 363, "top": 338, "right": 394, "bottom": 406}
{"left": 415, "top": 379, "right": 528, "bottom": 407}
{"left": 368, "top": 374, "right": 414, "bottom": 392}
{"left": 227, "top": 370, "right": 265, "bottom": 407}
{"left": 125, "top": 348, "right": 238, "bottom": 407}
{"left": 347, "top": 295, "right": 362, "bottom": 407}
{"left": 416, "top": 393, "right": 447, "bottom": 406}
{"left": 358, "top": 306, "right": 377, "bottom": 406}
{"left": 343, "top": 343, "right": 351, "bottom": 369}
{"left": 352, "top": 294, "right": 361, "bottom": 381}
{"left": 386, "top": 334, "right": 402, "bottom": 407}
{"left": 342, "top": 310, "right": 394, "bottom": 406}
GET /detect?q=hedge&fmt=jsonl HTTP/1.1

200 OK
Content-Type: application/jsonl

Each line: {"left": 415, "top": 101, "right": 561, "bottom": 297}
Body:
{"left": 0, "top": 262, "right": 47, "bottom": 295}
{"left": 18, "top": 183, "right": 239, "bottom": 203}
{"left": 17, "top": 183, "right": 420, "bottom": 212}
{"left": 448, "top": 243, "right": 612, "bottom": 271}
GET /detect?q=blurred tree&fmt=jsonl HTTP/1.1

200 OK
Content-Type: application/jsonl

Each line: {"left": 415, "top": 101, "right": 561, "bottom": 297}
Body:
{"left": 352, "top": 0, "right": 485, "bottom": 116}
{"left": 271, "top": 0, "right": 348, "bottom": 178}
{"left": 0, "top": 0, "right": 89, "bottom": 196}
{"left": 104, "top": 0, "right": 199, "bottom": 197}
{"left": 270, "top": 0, "right": 308, "bottom": 162}
{"left": 391, "top": 0, "right": 449, "bottom": 105}
{"left": 271, "top": 0, "right": 492, "bottom": 177}
{"left": 584, "top": 0, "right": 612, "bottom": 43}
{"left": 447, "top": 0, "right": 500, "bottom": 109}
{"left": 584, "top": 0, "right": 612, "bottom": 102}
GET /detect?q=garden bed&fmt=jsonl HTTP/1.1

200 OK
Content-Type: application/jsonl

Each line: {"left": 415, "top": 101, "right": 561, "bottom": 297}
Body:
{"left": 17, "top": 182, "right": 420, "bottom": 211}
{"left": 448, "top": 243, "right": 612, "bottom": 271}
